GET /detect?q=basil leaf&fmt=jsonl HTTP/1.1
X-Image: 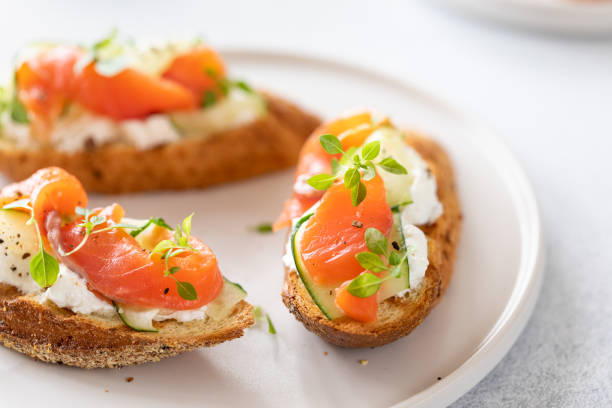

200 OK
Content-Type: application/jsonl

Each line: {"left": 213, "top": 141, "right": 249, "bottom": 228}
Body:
{"left": 344, "top": 167, "right": 360, "bottom": 189}
{"left": 1, "top": 198, "right": 31, "bottom": 211}
{"left": 307, "top": 173, "right": 336, "bottom": 190}
{"left": 129, "top": 217, "right": 172, "bottom": 237}
{"left": 182, "top": 213, "right": 194, "bottom": 238}
{"left": 266, "top": 314, "right": 277, "bottom": 334}
{"left": 346, "top": 272, "right": 383, "bottom": 298}
{"left": 201, "top": 90, "right": 216, "bottom": 107}
{"left": 29, "top": 249, "right": 59, "bottom": 288}
{"left": 168, "top": 266, "right": 180, "bottom": 275}
{"left": 355, "top": 251, "right": 387, "bottom": 272}
{"left": 388, "top": 251, "right": 402, "bottom": 266}
{"left": 378, "top": 157, "right": 408, "bottom": 175}
{"left": 151, "top": 239, "right": 176, "bottom": 254}
{"left": 176, "top": 280, "right": 197, "bottom": 301}
{"left": 365, "top": 227, "right": 388, "bottom": 256}
{"left": 319, "top": 134, "right": 344, "bottom": 155}
{"left": 362, "top": 161, "right": 376, "bottom": 181}
{"left": 361, "top": 141, "right": 380, "bottom": 161}
{"left": 351, "top": 181, "right": 367, "bottom": 206}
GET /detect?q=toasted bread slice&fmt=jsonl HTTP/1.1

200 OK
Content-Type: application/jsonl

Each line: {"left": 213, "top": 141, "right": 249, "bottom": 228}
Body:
{"left": 0, "top": 92, "right": 320, "bottom": 193}
{"left": 0, "top": 283, "right": 254, "bottom": 368}
{"left": 282, "top": 133, "right": 461, "bottom": 348}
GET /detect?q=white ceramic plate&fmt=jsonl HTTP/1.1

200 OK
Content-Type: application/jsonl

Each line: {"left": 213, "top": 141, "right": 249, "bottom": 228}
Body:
{"left": 0, "top": 51, "right": 544, "bottom": 408}
{"left": 436, "top": 0, "right": 612, "bottom": 35}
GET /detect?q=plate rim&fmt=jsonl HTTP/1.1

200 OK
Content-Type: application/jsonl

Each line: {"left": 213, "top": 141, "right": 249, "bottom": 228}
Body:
{"left": 223, "top": 49, "right": 546, "bottom": 408}
{"left": 434, "top": 0, "right": 612, "bottom": 35}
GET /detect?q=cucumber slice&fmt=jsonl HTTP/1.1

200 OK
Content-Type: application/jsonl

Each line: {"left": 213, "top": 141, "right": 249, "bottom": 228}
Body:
{"left": 170, "top": 89, "right": 266, "bottom": 137}
{"left": 291, "top": 213, "right": 344, "bottom": 320}
{"left": 113, "top": 302, "right": 159, "bottom": 332}
{"left": 378, "top": 213, "right": 410, "bottom": 301}
{"left": 362, "top": 127, "right": 414, "bottom": 208}
{"left": 206, "top": 278, "right": 247, "bottom": 321}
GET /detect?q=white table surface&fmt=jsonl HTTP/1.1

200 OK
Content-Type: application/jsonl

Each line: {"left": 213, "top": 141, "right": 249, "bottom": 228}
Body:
{"left": 1, "top": 1, "right": 611, "bottom": 406}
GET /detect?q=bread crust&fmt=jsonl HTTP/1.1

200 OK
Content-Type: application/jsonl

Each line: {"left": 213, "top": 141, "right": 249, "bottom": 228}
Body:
{"left": 281, "top": 133, "right": 462, "bottom": 348}
{"left": 0, "top": 283, "right": 254, "bottom": 368}
{"left": 0, "top": 93, "right": 320, "bottom": 193}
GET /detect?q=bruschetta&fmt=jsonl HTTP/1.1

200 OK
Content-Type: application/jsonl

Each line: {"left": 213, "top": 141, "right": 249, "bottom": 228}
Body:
{"left": 275, "top": 112, "right": 461, "bottom": 348}
{"left": 0, "top": 167, "right": 253, "bottom": 368}
{"left": 0, "top": 32, "right": 320, "bottom": 193}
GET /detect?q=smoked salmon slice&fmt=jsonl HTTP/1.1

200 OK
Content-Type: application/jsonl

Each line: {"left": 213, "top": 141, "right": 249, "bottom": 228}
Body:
{"left": 0, "top": 167, "right": 223, "bottom": 310}
{"left": 296, "top": 174, "right": 393, "bottom": 286}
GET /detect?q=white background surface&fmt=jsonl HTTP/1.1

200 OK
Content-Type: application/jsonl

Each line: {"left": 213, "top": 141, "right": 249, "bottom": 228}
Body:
{"left": 0, "top": 1, "right": 611, "bottom": 406}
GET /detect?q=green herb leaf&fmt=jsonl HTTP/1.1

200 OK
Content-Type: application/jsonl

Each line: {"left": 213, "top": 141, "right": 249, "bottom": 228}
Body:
{"left": 235, "top": 80, "right": 253, "bottom": 93}
{"left": 319, "top": 134, "right": 344, "bottom": 155}
{"left": 10, "top": 96, "right": 29, "bottom": 124}
{"left": 182, "top": 213, "right": 194, "bottom": 238}
{"left": 351, "top": 181, "right": 367, "bottom": 206}
{"left": 362, "top": 161, "right": 376, "bottom": 181}
{"left": 364, "top": 227, "right": 388, "bottom": 256}
{"left": 217, "top": 78, "right": 230, "bottom": 95}
{"left": 378, "top": 157, "right": 408, "bottom": 175}
{"left": 92, "top": 28, "right": 118, "bottom": 51}
{"left": 253, "top": 306, "right": 263, "bottom": 319}
{"left": 346, "top": 272, "right": 383, "bottom": 298}
{"left": 1, "top": 198, "right": 31, "bottom": 211}
{"left": 201, "top": 90, "right": 216, "bottom": 107}
{"left": 129, "top": 217, "right": 172, "bottom": 237}
{"left": 361, "top": 141, "right": 381, "bottom": 161}
{"left": 151, "top": 239, "right": 176, "bottom": 254}
{"left": 29, "top": 248, "right": 60, "bottom": 288}
{"left": 355, "top": 251, "right": 387, "bottom": 272}
{"left": 175, "top": 280, "right": 197, "bottom": 301}
{"left": 266, "top": 314, "right": 277, "bottom": 334}
{"left": 252, "top": 222, "right": 273, "bottom": 234}
{"left": 388, "top": 251, "right": 402, "bottom": 266}
{"left": 168, "top": 266, "right": 181, "bottom": 275}
{"left": 344, "top": 167, "right": 360, "bottom": 189}
{"left": 307, "top": 173, "right": 336, "bottom": 190}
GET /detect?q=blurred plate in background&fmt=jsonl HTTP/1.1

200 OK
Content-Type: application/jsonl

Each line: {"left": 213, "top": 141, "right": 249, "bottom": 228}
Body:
{"left": 436, "top": 0, "right": 612, "bottom": 35}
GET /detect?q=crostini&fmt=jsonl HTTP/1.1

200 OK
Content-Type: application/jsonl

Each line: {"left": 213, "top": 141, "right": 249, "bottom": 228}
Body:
{"left": 275, "top": 112, "right": 461, "bottom": 348}
{"left": 0, "top": 32, "right": 320, "bottom": 193}
{"left": 0, "top": 167, "right": 253, "bottom": 368}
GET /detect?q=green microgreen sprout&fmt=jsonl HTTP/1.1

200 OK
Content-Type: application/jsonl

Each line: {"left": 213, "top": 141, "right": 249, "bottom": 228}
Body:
{"left": 252, "top": 306, "right": 277, "bottom": 335}
{"left": 251, "top": 222, "right": 274, "bottom": 234}
{"left": 150, "top": 213, "right": 199, "bottom": 301}
{"left": 202, "top": 67, "right": 255, "bottom": 108}
{"left": 345, "top": 227, "right": 412, "bottom": 298}
{"left": 306, "top": 134, "right": 408, "bottom": 206}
